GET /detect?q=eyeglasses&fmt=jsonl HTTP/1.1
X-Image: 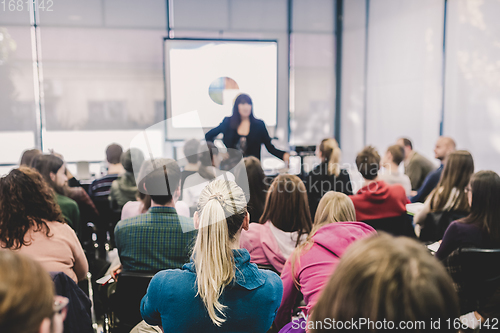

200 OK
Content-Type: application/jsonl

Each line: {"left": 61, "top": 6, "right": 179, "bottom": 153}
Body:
{"left": 53, "top": 296, "right": 69, "bottom": 316}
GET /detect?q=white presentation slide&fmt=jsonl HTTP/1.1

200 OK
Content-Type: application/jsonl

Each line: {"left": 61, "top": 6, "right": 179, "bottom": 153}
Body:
{"left": 164, "top": 39, "right": 278, "bottom": 131}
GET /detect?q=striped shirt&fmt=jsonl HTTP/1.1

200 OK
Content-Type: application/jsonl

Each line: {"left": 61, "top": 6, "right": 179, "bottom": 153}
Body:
{"left": 114, "top": 206, "right": 197, "bottom": 273}
{"left": 88, "top": 174, "right": 119, "bottom": 199}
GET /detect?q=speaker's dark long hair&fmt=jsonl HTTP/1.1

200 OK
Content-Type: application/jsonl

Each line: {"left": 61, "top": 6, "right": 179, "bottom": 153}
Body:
{"left": 229, "top": 94, "right": 256, "bottom": 129}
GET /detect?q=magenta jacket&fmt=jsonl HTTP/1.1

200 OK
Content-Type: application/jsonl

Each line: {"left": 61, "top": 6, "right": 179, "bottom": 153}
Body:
{"left": 274, "top": 221, "right": 376, "bottom": 329}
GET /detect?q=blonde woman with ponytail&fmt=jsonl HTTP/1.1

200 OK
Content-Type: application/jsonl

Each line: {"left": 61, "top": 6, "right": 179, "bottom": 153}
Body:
{"left": 305, "top": 138, "right": 354, "bottom": 219}
{"left": 140, "top": 180, "right": 283, "bottom": 333}
{"left": 274, "top": 192, "right": 375, "bottom": 331}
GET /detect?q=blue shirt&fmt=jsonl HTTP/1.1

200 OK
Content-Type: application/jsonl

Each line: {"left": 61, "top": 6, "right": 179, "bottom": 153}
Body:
{"left": 141, "top": 249, "right": 283, "bottom": 332}
{"left": 411, "top": 164, "right": 443, "bottom": 203}
{"left": 114, "top": 206, "right": 197, "bottom": 272}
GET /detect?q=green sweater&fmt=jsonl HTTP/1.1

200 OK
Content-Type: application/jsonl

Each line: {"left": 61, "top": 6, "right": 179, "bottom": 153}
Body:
{"left": 55, "top": 193, "right": 80, "bottom": 234}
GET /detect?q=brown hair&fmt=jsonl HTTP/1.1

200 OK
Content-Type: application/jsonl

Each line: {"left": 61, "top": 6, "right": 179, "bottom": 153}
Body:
{"left": 319, "top": 138, "right": 341, "bottom": 177}
{"left": 243, "top": 156, "right": 268, "bottom": 221}
{"left": 310, "top": 234, "right": 459, "bottom": 332}
{"left": 259, "top": 175, "right": 312, "bottom": 246}
{"left": 400, "top": 138, "right": 413, "bottom": 149}
{"left": 429, "top": 150, "right": 474, "bottom": 213}
{"left": 290, "top": 192, "right": 356, "bottom": 287}
{"left": 387, "top": 144, "right": 405, "bottom": 165}
{"left": 0, "top": 251, "right": 54, "bottom": 333}
{"left": 198, "top": 142, "right": 219, "bottom": 180}
{"left": 19, "top": 148, "right": 42, "bottom": 167}
{"left": 355, "top": 146, "right": 380, "bottom": 180}
{"left": 106, "top": 143, "right": 123, "bottom": 164}
{"left": 0, "top": 167, "right": 64, "bottom": 249}
{"left": 30, "top": 154, "right": 66, "bottom": 195}
{"left": 462, "top": 170, "right": 500, "bottom": 243}
{"left": 139, "top": 158, "right": 181, "bottom": 206}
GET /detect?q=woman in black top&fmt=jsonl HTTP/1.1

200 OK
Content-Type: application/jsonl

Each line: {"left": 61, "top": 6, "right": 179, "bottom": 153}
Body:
{"left": 305, "top": 138, "right": 353, "bottom": 219}
{"left": 205, "top": 94, "right": 289, "bottom": 163}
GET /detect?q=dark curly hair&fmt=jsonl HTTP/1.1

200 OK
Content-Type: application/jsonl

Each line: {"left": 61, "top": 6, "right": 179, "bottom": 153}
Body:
{"left": 0, "top": 167, "right": 64, "bottom": 249}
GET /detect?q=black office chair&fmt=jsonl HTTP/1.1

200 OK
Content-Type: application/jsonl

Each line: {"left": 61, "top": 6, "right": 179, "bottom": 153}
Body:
{"left": 108, "top": 271, "right": 155, "bottom": 333}
{"left": 445, "top": 247, "right": 500, "bottom": 317}
{"left": 363, "top": 214, "right": 416, "bottom": 238}
{"left": 419, "top": 210, "right": 468, "bottom": 242}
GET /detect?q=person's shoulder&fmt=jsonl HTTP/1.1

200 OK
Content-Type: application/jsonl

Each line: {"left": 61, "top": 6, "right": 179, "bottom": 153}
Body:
{"left": 46, "top": 221, "right": 74, "bottom": 234}
{"left": 115, "top": 214, "right": 146, "bottom": 231}
{"left": 149, "top": 268, "right": 197, "bottom": 295}
{"left": 258, "top": 269, "right": 283, "bottom": 298}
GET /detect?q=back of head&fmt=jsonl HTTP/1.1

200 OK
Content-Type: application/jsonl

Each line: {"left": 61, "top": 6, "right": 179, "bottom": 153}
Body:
{"left": 387, "top": 144, "right": 405, "bottom": 165}
{"left": 243, "top": 156, "right": 267, "bottom": 209}
{"left": 121, "top": 148, "right": 144, "bottom": 173}
{"left": 400, "top": 138, "right": 413, "bottom": 150}
{"left": 20, "top": 149, "right": 42, "bottom": 167}
{"left": 0, "top": 167, "right": 63, "bottom": 249}
{"left": 319, "top": 138, "right": 341, "bottom": 176}
{"left": 0, "top": 251, "right": 54, "bottom": 333}
{"left": 310, "top": 234, "right": 459, "bottom": 333}
{"left": 314, "top": 191, "right": 356, "bottom": 226}
{"left": 30, "top": 154, "right": 65, "bottom": 192}
{"left": 194, "top": 180, "right": 248, "bottom": 327}
{"left": 355, "top": 146, "right": 380, "bottom": 180}
{"left": 106, "top": 143, "right": 123, "bottom": 164}
{"left": 198, "top": 142, "right": 219, "bottom": 180}
{"left": 466, "top": 170, "right": 500, "bottom": 242}
{"left": 184, "top": 139, "right": 200, "bottom": 164}
{"left": 260, "top": 174, "right": 312, "bottom": 245}
{"left": 138, "top": 158, "right": 181, "bottom": 206}
{"left": 431, "top": 150, "right": 474, "bottom": 212}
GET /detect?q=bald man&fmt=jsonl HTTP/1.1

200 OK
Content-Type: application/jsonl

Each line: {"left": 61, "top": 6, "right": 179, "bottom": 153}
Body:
{"left": 410, "top": 136, "right": 456, "bottom": 203}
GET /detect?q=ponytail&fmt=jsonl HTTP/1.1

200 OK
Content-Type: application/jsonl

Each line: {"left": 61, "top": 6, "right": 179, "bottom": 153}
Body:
{"left": 319, "top": 138, "right": 341, "bottom": 177}
{"left": 193, "top": 180, "right": 247, "bottom": 326}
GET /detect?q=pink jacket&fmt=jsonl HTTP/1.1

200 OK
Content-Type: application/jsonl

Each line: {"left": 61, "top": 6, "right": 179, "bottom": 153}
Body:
{"left": 239, "top": 221, "right": 289, "bottom": 273}
{"left": 274, "top": 221, "right": 376, "bottom": 329}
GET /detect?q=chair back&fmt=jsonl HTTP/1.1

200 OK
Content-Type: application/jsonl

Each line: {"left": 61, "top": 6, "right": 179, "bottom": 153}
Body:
{"left": 448, "top": 248, "right": 500, "bottom": 317}
{"left": 420, "top": 210, "right": 468, "bottom": 242}
{"left": 109, "top": 271, "right": 155, "bottom": 331}
{"left": 363, "top": 214, "right": 416, "bottom": 238}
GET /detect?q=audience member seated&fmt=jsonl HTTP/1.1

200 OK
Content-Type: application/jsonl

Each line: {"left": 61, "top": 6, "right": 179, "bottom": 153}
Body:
{"left": 309, "top": 234, "right": 459, "bottom": 333}
{"left": 379, "top": 144, "right": 412, "bottom": 196}
{"left": 50, "top": 151, "right": 99, "bottom": 228}
{"left": 414, "top": 150, "right": 474, "bottom": 238}
{"left": 138, "top": 180, "right": 283, "bottom": 333}
{"left": 109, "top": 148, "right": 145, "bottom": 209}
{"left": 397, "top": 137, "right": 435, "bottom": 191}
{"left": 240, "top": 174, "right": 312, "bottom": 273}
{"left": 180, "top": 138, "right": 200, "bottom": 199}
{"left": 88, "top": 143, "right": 124, "bottom": 202}
{"left": 122, "top": 159, "right": 190, "bottom": 219}
{"left": 349, "top": 146, "right": 407, "bottom": 222}
{"left": 31, "top": 154, "right": 81, "bottom": 232}
{"left": 183, "top": 142, "right": 234, "bottom": 211}
{"left": 0, "top": 167, "right": 88, "bottom": 283}
{"left": 411, "top": 136, "right": 456, "bottom": 203}
{"left": 305, "top": 138, "right": 353, "bottom": 219}
{"left": 275, "top": 192, "right": 375, "bottom": 330}
{"left": 240, "top": 156, "right": 268, "bottom": 222}
{"left": 19, "top": 148, "right": 42, "bottom": 166}
{"left": 114, "top": 158, "right": 197, "bottom": 273}
{"left": 436, "top": 170, "right": 500, "bottom": 260}
{"left": 0, "top": 251, "right": 66, "bottom": 333}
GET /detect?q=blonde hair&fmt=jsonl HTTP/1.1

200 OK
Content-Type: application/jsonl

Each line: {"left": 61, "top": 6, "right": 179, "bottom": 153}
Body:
{"left": 0, "top": 251, "right": 54, "bottom": 333}
{"left": 319, "top": 138, "right": 341, "bottom": 177}
{"left": 290, "top": 191, "right": 356, "bottom": 287}
{"left": 193, "top": 179, "right": 247, "bottom": 327}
